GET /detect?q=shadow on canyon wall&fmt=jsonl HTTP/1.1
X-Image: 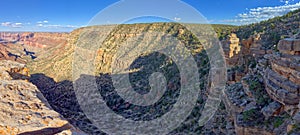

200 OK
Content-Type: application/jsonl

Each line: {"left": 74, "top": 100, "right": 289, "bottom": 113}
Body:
{"left": 30, "top": 51, "right": 211, "bottom": 134}
{"left": 24, "top": 48, "right": 37, "bottom": 60}
{"left": 18, "top": 124, "right": 71, "bottom": 135}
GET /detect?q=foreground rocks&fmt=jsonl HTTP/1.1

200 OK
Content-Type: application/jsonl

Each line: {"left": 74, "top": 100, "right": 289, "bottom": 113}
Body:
{"left": 0, "top": 60, "right": 85, "bottom": 135}
{"left": 223, "top": 36, "right": 300, "bottom": 135}
{"left": 265, "top": 38, "right": 300, "bottom": 107}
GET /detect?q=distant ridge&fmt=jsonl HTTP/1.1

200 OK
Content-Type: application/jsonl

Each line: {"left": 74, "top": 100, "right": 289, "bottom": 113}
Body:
{"left": 236, "top": 9, "right": 300, "bottom": 49}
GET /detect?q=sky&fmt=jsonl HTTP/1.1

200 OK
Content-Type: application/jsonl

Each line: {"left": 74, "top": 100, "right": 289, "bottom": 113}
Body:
{"left": 0, "top": 0, "right": 299, "bottom": 32}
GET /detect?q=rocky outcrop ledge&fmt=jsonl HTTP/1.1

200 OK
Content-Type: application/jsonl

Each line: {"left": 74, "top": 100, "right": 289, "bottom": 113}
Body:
{"left": 0, "top": 60, "right": 85, "bottom": 135}
{"left": 264, "top": 38, "right": 300, "bottom": 107}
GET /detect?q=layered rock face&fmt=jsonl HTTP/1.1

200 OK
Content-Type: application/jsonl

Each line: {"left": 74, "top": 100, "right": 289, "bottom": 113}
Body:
{"left": 277, "top": 38, "right": 300, "bottom": 55}
{"left": 225, "top": 33, "right": 271, "bottom": 84}
{"left": 228, "top": 33, "right": 241, "bottom": 58}
{"left": 222, "top": 33, "right": 268, "bottom": 82}
{"left": 222, "top": 33, "right": 246, "bottom": 83}
{"left": 0, "top": 60, "right": 85, "bottom": 135}
{"left": 223, "top": 36, "right": 300, "bottom": 135}
{"left": 0, "top": 43, "right": 26, "bottom": 63}
{"left": 0, "top": 32, "right": 68, "bottom": 48}
{"left": 0, "top": 33, "right": 20, "bottom": 42}
{"left": 241, "top": 34, "right": 267, "bottom": 58}
{"left": 201, "top": 15, "right": 300, "bottom": 133}
{"left": 27, "top": 28, "right": 79, "bottom": 82}
{"left": 222, "top": 33, "right": 241, "bottom": 66}
{"left": 222, "top": 33, "right": 265, "bottom": 67}
{"left": 264, "top": 38, "right": 300, "bottom": 107}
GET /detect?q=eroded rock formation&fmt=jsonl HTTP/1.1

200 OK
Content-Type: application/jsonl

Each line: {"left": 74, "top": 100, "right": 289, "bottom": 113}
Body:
{"left": 222, "top": 33, "right": 241, "bottom": 66}
{"left": 241, "top": 34, "right": 266, "bottom": 58}
{"left": 264, "top": 38, "right": 300, "bottom": 110}
{"left": 224, "top": 36, "right": 300, "bottom": 135}
{"left": 0, "top": 60, "right": 85, "bottom": 135}
{"left": 0, "top": 44, "right": 26, "bottom": 64}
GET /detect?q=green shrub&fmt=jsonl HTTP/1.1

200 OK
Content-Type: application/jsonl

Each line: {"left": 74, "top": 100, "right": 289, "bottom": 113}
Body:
{"left": 274, "top": 117, "right": 284, "bottom": 128}
{"left": 243, "top": 109, "right": 260, "bottom": 121}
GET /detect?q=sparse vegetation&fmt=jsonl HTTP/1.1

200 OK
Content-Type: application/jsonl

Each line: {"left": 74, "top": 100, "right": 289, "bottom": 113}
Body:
{"left": 242, "top": 108, "right": 261, "bottom": 121}
{"left": 246, "top": 75, "right": 272, "bottom": 107}
{"left": 211, "top": 24, "right": 237, "bottom": 40}
{"left": 236, "top": 8, "right": 300, "bottom": 49}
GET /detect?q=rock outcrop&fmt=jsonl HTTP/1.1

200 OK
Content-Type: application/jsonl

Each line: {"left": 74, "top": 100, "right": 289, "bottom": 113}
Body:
{"left": 223, "top": 36, "right": 300, "bottom": 135}
{"left": 0, "top": 60, "right": 85, "bottom": 135}
{"left": 0, "top": 33, "right": 20, "bottom": 42}
{"left": 0, "top": 44, "right": 26, "bottom": 64}
{"left": 222, "top": 33, "right": 241, "bottom": 66}
{"left": 262, "top": 38, "right": 300, "bottom": 116}
{"left": 277, "top": 38, "right": 300, "bottom": 55}
{"left": 241, "top": 34, "right": 267, "bottom": 58}
{"left": 228, "top": 33, "right": 241, "bottom": 58}
{"left": 222, "top": 33, "right": 248, "bottom": 83}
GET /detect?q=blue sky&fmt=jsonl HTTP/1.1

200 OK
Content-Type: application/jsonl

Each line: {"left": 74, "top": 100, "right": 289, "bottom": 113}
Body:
{"left": 0, "top": 0, "right": 299, "bottom": 32}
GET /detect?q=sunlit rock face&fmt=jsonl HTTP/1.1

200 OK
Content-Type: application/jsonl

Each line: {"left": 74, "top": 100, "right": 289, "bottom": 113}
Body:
{"left": 264, "top": 38, "right": 300, "bottom": 106}
{"left": 0, "top": 32, "right": 68, "bottom": 48}
{"left": 222, "top": 33, "right": 241, "bottom": 66}
{"left": 0, "top": 60, "right": 85, "bottom": 135}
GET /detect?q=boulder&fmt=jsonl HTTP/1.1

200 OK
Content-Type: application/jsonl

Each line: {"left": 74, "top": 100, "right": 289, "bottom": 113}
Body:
{"left": 278, "top": 39, "right": 293, "bottom": 52}
{"left": 278, "top": 38, "right": 300, "bottom": 55}
{"left": 293, "top": 39, "right": 300, "bottom": 52}
{"left": 261, "top": 101, "right": 282, "bottom": 118}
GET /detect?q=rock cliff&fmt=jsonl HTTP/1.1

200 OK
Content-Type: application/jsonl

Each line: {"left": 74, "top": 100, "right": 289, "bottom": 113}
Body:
{"left": 0, "top": 60, "right": 85, "bottom": 135}
{"left": 0, "top": 44, "right": 26, "bottom": 64}
{"left": 223, "top": 36, "right": 300, "bottom": 135}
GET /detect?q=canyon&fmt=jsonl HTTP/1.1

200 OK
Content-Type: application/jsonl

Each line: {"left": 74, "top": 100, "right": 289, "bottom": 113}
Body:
{"left": 0, "top": 9, "right": 299, "bottom": 134}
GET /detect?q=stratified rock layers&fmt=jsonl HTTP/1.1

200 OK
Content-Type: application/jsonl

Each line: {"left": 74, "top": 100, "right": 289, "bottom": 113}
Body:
{"left": 0, "top": 60, "right": 85, "bottom": 135}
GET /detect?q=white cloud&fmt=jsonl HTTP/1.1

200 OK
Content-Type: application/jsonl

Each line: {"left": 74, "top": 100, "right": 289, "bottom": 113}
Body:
{"left": 1, "top": 22, "right": 23, "bottom": 28}
{"left": 174, "top": 17, "right": 181, "bottom": 22}
{"left": 280, "top": 0, "right": 295, "bottom": 5}
{"left": 37, "top": 23, "right": 43, "bottom": 27}
{"left": 37, "top": 20, "right": 48, "bottom": 24}
{"left": 12, "top": 23, "right": 23, "bottom": 28}
{"left": 1, "top": 22, "right": 12, "bottom": 27}
{"left": 65, "top": 25, "right": 77, "bottom": 28}
{"left": 40, "top": 24, "right": 78, "bottom": 29}
{"left": 2, "top": 20, "right": 78, "bottom": 30}
{"left": 35, "top": 20, "right": 77, "bottom": 29}
{"left": 44, "top": 24, "right": 61, "bottom": 28}
{"left": 33, "top": 19, "right": 78, "bottom": 29}
{"left": 222, "top": 2, "right": 300, "bottom": 25}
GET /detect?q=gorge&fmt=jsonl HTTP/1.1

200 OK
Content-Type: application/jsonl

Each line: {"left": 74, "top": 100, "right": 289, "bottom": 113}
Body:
{"left": 0, "top": 9, "right": 299, "bottom": 135}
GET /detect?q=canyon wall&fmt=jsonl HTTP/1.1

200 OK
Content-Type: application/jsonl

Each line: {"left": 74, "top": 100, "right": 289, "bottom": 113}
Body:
{"left": 0, "top": 32, "right": 68, "bottom": 48}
